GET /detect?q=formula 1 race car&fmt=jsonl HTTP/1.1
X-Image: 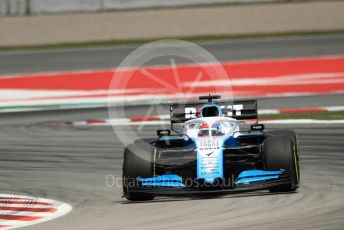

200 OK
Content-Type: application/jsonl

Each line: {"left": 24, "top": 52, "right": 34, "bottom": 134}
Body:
{"left": 122, "top": 95, "right": 300, "bottom": 201}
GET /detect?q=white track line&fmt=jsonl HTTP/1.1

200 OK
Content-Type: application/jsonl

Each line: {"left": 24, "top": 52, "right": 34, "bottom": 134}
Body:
{"left": 66, "top": 105, "right": 344, "bottom": 126}
{"left": 70, "top": 119, "right": 344, "bottom": 126}
{"left": 0, "top": 204, "right": 54, "bottom": 209}
{"left": 263, "top": 119, "right": 344, "bottom": 124}
{"left": 0, "top": 211, "right": 54, "bottom": 217}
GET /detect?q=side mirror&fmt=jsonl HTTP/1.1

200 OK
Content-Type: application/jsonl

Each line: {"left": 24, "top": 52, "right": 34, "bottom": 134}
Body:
{"left": 251, "top": 124, "right": 264, "bottom": 132}
{"left": 157, "top": 129, "right": 171, "bottom": 137}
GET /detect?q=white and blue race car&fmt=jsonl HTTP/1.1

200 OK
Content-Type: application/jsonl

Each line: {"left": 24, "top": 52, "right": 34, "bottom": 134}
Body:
{"left": 122, "top": 95, "right": 300, "bottom": 201}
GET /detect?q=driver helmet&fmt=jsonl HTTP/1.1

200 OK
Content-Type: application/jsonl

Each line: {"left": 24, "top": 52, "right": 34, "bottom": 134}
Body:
{"left": 198, "top": 123, "right": 209, "bottom": 137}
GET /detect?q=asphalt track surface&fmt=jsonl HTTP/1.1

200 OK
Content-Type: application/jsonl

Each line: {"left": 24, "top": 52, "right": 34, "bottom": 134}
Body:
{"left": 0, "top": 35, "right": 344, "bottom": 229}
{"left": 0, "top": 108, "right": 343, "bottom": 230}
{"left": 0, "top": 34, "right": 344, "bottom": 75}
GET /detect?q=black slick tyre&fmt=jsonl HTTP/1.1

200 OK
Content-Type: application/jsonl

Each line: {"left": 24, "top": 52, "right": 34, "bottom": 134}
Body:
{"left": 122, "top": 140, "right": 155, "bottom": 201}
{"left": 263, "top": 133, "right": 300, "bottom": 192}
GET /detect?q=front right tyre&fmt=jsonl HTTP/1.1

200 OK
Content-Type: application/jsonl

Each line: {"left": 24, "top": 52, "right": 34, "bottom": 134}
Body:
{"left": 122, "top": 140, "right": 155, "bottom": 201}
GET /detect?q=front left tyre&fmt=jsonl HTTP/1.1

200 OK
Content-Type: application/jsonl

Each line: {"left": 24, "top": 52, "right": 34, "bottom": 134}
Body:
{"left": 263, "top": 131, "right": 300, "bottom": 192}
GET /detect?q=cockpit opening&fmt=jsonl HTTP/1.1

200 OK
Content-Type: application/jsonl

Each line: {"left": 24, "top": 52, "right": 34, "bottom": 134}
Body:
{"left": 201, "top": 105, "right": 221, "bottom": 117}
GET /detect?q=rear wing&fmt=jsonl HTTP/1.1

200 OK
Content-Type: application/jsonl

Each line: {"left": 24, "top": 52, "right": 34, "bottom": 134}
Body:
{"left": 170, "top": 100, "right": 258, "bottom": 124}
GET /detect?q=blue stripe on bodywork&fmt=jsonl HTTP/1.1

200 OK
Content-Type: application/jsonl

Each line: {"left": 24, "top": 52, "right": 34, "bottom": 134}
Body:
{"left": 136, "top": 174, "right": 186, "bottom": 187}
{"left": 236, "top": 175, "right": 280, "bottom": 184}
{"left": 139, "top": 181, "right": 186, "bottom": 187}
{"left": 136, "top": 174, "right": 182, "bottom": 182}
{"left": 224, "top": 136, "right": 238, "bottom": 147}
{"left": 235, "top": 170, "right": 285, "bottom": 185}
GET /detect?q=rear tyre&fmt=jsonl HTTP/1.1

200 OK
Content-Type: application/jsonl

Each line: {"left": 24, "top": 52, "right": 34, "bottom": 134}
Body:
{"left": 263, "top": 132, "right": 300, "bottom": 192}
{"left": 122, "top": 140, "right": 155, "bottom": 201}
